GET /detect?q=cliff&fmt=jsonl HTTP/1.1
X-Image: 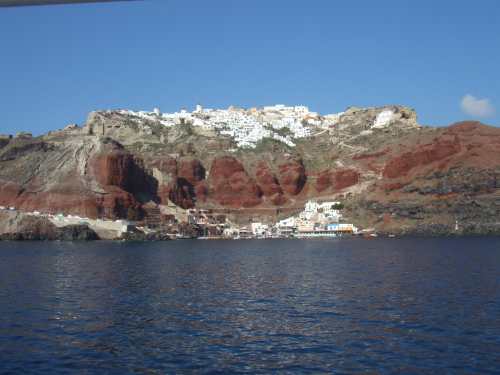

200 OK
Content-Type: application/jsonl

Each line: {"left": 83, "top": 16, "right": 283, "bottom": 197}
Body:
{"left": 1, "top": 105, "right": 499, "bottom": 235}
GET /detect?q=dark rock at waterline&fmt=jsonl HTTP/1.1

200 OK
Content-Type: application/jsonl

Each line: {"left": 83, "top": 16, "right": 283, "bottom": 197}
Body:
{"left": 0, "top": 216, "right": 99, "bottom": 241}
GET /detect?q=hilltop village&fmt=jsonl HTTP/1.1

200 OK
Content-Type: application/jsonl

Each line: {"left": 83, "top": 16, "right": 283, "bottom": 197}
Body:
{"left": 113, "top": 103, "right": 397, "bottom": 148}
{"left": 2, "top": 101, "right": 499, "bottom": 240}
{"left": 0, "top": 103, "right": 407, "bottom": 240}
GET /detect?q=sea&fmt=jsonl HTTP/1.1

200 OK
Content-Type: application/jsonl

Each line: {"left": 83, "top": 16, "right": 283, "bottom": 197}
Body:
{"left": 1, "top": 238, "right": 499, "bottom": 374}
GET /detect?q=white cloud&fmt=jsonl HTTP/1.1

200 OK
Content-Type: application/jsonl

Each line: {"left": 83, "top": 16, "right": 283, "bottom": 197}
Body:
{"left": 460, "top": 94, "right": 495, "bottom": 118}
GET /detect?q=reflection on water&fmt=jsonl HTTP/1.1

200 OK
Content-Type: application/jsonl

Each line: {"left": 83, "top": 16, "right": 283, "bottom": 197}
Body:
{"left": 1, "top": 238, "right": 500, "bottom": 373}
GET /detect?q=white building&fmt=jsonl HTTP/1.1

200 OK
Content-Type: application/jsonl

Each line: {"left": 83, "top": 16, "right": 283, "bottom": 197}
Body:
{"left": 300, "top": 200, "right": 342, "bottom": 222}
{"left": 373, "top": 110, "right": 394, "bottom": 128}
{"left": 294, "top": 105, "right": 309, "bottom": 113}
{"left": 278, "top": 216, "right": 296, "bottom": 227}
{"left": 251, "top": 222, "right": 269, "bottom": 237}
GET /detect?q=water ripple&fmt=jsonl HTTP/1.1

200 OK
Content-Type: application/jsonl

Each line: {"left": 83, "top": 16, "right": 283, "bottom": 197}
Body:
{"left": 1, "top": 237, "right": 500, "bottom": 373}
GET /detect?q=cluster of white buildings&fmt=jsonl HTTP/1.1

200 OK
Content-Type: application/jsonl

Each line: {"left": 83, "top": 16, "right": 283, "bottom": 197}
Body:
{"left": 275, "top": 200, "right": 357, "bottom": 238}
{"left": 116, "top": 104, "right": 345, "bottom": 149}
{"left": 2, "top": 203, "right": 360, "bottom": 240}
{"left": 233, "top": 200, "right": 358, "bottom": 239}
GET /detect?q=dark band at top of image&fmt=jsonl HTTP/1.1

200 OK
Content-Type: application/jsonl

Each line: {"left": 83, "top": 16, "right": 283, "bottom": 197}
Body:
{"left": 0, "top": 0, "right": 137, "bottom": 7}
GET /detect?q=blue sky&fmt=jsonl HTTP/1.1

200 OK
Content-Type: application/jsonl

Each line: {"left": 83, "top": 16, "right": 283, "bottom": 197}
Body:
{"left": 1, "top": 0, "right": 499, "bottom": 135}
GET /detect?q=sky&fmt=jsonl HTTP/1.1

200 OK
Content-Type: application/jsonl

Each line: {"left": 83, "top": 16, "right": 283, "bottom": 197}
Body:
{"left": 0, "top": 0, "right": 499, "bottom": 135}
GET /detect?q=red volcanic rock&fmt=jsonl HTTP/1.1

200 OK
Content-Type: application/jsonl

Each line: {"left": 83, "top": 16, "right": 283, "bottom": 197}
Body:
{"left": 445, "top": 121, "right": 495, "bottom": 135}
{"left": 77, "top": 143, "right": 158, "bottom": 219}
{"left": 316, "top": 170, "right": 332, "bottom": 192}
{"left": 151, "top": 157, "right": 178, "bottom": 176}
{"left": 153, "top": 157, "right": 206, "bottom": 208}
{"left": 255, "top": 161, "right": 282, "bottom": 196}
{"left": 208, "top": 156, "right": 262, "bottom": 207}
{"left": 316, "top": 169, "right": 360, "bottom": 192}
{"left": 195, "top": 182, "right": 208, "bottom": 203}
{"left": 334, "top": 169, "right": 360, "bottom": 190}
{"left": 255, "top": 161, "right": 286, "bottom": 205}
{"left": 210, "top": 156, "right": 245, "bottom": 179}
{"left": 92, "top": 149, "right": 153, "bottom": 194}
{"left": 93, "top": 150, "right": 132, "bottom": 188}
{"left": 10, "top": 180, "right": 143, "bottom": 220}
{"left": 92, "top": 144, "right": 157, "bottom": 198}
{"left": 270, "top": 193, "right": 288, "bottom": 206}
{"left": 278, "top": 159, "right": 306, "bottom": 195}
{"left": 177, "top": 158, "right": 205, "bottom": 185}
{"left": 0, "top": 173, "right": 104, "bottom": 218}
{"left": 96, "top": 187, "right": 142, "bottom": 219}
{"left": 167, "top": 178, "right": 196, "bottom": 209}
{"left": 16, "top": 189, "right": 99, "bottom": 218}
{"left": 0, "top": 180, "right": 22, "bottom": 206}
{"left": 383, "top": 138, "right": 462, "bottom": 179}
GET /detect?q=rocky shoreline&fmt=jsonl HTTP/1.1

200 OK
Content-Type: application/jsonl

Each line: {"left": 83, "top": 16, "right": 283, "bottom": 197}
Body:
{"left": 1, "top": 218, "right": 499, "bottom": 242}
{"left": 0, "top": 216, "right": 99, "bottom": 241}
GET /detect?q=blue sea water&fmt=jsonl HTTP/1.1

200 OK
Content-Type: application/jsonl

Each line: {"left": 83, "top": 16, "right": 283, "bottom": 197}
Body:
{"left": 1, "top": 238, "right": 500, "bottom": 374}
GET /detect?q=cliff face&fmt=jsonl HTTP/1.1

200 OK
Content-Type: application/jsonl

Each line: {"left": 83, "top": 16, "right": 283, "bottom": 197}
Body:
{"left": 0, "top": 136, "right": 152, "bottom": 219}
{"left": 1, "top": 106, "right": 499, "bottom": 234}
{"left": 348, "top": 121, "right": 500, "bottom": 234}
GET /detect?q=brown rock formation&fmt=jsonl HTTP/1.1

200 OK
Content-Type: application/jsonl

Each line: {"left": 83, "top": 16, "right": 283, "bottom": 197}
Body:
{"left": 0, "top": 180, "right": 22, "bottom": 205}
{"left": 334, "top": 169, "right": 360, "bottom": 190}
{"left": 315, "top": 170, "right": 332, "bottom": 193}
{"left": 152, "top": 157, "right": 206, "bottom": 208}
{"left": 383, "top": 137, "right": 462, "bottom": 179}
{"left": 168, "top": 178, "right": 196, "bottom": 209}
{"left": 177, "top": 158, "right": 206, "bottom": 184}
{"left": 0, "top": 212, "right": 98, "bottom": 241}
{"left": 255, "top": 161, "right": 286, "bottom": 205}
{"left": 278, "top": 159, "right": 306, "bottom": 195}
{"left": 208, "top": 156, "right": 262, "bottom": 207}
{"left": 91, "top": 144, "right": 157, "bottom": 198}
{"left": 315, "top": 169, "right": 360, "bottom": 192}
